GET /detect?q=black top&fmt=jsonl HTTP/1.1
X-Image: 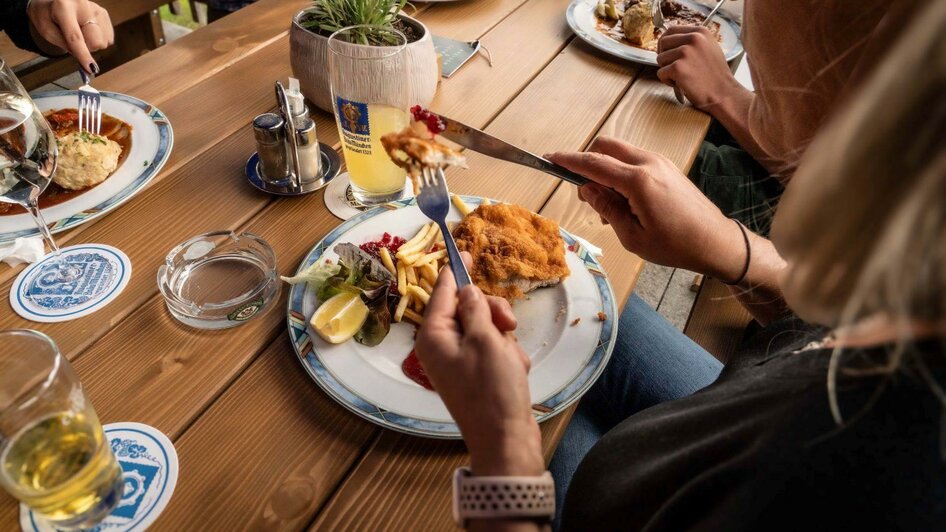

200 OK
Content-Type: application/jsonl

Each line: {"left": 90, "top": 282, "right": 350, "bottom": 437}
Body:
{"left": 562, "top": 317, "right": 946, "bottom": 531}
{"left": 1, "top": 0, "right": 43, "bottom": 57}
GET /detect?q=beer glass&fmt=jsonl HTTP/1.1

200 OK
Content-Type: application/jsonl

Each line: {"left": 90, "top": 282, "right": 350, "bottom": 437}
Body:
{"left": 328, "top": 25, "right": 411, "bottom": 205}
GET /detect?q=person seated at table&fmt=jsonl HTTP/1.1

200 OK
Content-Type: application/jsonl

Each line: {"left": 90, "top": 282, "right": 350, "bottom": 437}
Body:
{"left": 414, "top": 1, "right": 946, "bottom": 529}
{"left": 205, "top": 0, "right": 257, "bottom": 23}
{"left": 656, "top": 0, "right": 925, "bottom": 234}
{"left": 0, "top": 0, "right": 114, "bottom": 75}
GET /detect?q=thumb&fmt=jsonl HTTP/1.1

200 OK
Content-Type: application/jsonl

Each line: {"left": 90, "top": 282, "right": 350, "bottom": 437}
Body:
{"left": 581, "top": 183, "right": 640, "bottom": 232}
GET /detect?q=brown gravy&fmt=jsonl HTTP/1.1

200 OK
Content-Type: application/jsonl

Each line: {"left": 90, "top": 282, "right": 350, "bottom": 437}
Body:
{"left": 0, "top": 109, "right": 132, "bottom": 216}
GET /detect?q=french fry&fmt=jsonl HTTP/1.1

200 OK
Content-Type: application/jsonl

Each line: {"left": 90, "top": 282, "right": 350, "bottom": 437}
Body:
{"left": 399, "top": 223, "right": 433, "bottom": 254}
{"left": 419, "top": 278, "right": 434, "bottom": 294}
{"left": 420, "top": 262, "right": 438, "bottom": 284}
{"left": 408, "top": 285, "right": 431, "bottom": 305}
{"left": 396, "top": 262, "right": 407, "bottom": 296}
{"left": 403, "top": 308, "right": 424, "bottom": 325}
{"left": 397, "top": 224, "right": 436, "bottom": 259}
{"left": 482, "top": 198, "right": 491, "bottom": 206}
{"left": 379, "top": 247, "right": 396, "bottom": 275}
{"left": 405, "top": 264, "right": 418, "bottom": 284}
{"left": 394, "top": 293, "right": 411, "bottom": 322}
{"left": 451, "top": 194, "right": 472, "bottom": 216}
{"left": 415, "top": 249, "right": 447, "bottom": 266}
{"left": 413, "top": 293, "right": 425, "bottom": 312}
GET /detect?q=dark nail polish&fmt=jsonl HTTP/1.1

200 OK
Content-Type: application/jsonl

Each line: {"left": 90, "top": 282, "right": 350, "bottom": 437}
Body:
{"left": 89, "top": 62, "right": 100, "bottom": 75}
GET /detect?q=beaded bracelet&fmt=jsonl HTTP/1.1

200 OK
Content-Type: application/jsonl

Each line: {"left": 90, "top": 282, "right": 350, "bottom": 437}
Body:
{"left": 722, "top": 219, "right": 751, "bottom": 286}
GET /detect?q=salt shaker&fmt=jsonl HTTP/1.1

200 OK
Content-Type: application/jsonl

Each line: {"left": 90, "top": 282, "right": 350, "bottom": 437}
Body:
{"left": 252, "top": 113, "right": 289, "bottom": 182}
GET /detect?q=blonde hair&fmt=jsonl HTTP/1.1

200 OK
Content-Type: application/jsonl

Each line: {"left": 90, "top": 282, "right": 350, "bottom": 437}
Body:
{"left": 771, "top": 2, "right": 946, "bottom": 421}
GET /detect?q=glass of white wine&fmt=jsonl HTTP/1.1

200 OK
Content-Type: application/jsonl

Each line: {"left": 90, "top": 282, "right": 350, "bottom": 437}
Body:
{"left": 0, "top": 330, "right": 123, "bottom": 530}
{"left": 328, "top": 25, "right": 411, "bottom": 206}
{"left": 0, "top": 59, "right": 79, "bottom": 280}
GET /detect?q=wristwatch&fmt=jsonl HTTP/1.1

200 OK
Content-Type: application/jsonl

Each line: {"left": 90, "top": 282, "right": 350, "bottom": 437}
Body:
{"left": 452, "top": 466, "right": 556, "bottom": 528}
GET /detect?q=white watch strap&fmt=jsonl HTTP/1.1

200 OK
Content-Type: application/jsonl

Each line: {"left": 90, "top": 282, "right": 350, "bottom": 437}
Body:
{"left": 452, "top": 466, "right": 555, "bottom": 527}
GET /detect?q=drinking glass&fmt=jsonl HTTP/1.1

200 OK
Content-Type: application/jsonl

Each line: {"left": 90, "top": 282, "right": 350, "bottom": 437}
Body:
{"left": 0, "top": 59, "right": 79, "bottom": 280}
{"left": 0, "top": 330, "right": 123, "bottom": 530}
{"left": 328, "top": 25, "right": 411, "bottom": 206}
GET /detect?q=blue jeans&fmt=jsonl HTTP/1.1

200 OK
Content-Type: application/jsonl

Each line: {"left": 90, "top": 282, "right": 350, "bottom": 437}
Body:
{"left": 549, "top": 294, "right": 723, "bottom": 527}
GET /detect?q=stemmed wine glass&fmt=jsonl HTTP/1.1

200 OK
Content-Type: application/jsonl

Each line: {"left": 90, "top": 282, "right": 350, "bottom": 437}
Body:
{"left": 0, "top": 58, "right": 79, "bottom": 280}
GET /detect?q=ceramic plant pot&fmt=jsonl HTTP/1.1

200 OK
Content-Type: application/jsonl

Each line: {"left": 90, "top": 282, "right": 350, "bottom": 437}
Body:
{"left": 289, "top": 12, "right": 439, "bottom": 114}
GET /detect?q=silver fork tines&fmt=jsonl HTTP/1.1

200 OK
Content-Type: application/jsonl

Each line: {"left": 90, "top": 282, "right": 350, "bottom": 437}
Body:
{"left": 77, "top": 70, "right": 101, "bottom": 135}
{"left": 415, "top": 167, "right": 472, "bottom": 289}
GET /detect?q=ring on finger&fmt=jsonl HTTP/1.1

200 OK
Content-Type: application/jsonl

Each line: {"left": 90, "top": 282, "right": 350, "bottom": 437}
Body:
{"left": 80, "top": 19, "right": 98, "bottom": 27}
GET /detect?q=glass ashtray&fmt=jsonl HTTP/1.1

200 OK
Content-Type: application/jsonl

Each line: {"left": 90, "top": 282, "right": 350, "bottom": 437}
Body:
{"left": 158, "top": 231, "right": 279, "bottom": 329}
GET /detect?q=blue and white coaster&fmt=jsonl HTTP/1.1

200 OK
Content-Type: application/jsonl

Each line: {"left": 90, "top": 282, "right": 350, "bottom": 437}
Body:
{"left": 9, "top": 244, "right": 131, "bottom": 323}
{"left": 21, "top": 422, "right": 179, "bottom": 532}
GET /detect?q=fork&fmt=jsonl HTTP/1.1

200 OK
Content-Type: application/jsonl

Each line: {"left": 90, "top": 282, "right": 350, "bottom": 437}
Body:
{"left": 77, "top": 69, "right": 102, "bottom": 135}
{"left": 416, "top": 167, "right": 472, "bottom": 289}
{"left": 651, "top": 0, "right": 686, "bottom": 104}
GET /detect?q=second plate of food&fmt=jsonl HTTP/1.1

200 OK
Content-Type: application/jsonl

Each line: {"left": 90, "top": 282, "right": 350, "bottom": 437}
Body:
{"left": 566, "top": 0, "right": 743, "bottom": 66}
{"left": 0, "top": 90, "right": 173, "bottom": 243}
{"left": 287, "top": 196, "right": 617, "bottom": 438}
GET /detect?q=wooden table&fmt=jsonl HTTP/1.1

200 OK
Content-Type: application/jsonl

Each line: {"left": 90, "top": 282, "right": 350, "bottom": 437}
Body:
{"left": 0, "top": 0, "right": 710, "bottom": 528}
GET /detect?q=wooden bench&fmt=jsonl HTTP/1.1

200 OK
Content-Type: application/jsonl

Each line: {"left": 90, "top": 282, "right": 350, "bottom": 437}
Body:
{"left": 684, "top": 277, "right": 754, "bottom": 364}
{"left": 1, "top": 0, "right": 166, "bottom": 90}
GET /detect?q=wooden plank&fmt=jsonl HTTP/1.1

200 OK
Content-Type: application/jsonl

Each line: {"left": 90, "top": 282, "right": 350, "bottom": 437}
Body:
{"left": 538, "top": 73, "right": 710, "bottom": 304}
{"left": 309, "top": 37, "right": 637, "bottom": 532}
{"left": 446, "top": 38, "right": 636, "bottom": 203}
{"left": 656, "top": 267, "right": 698, "bottom": 331}
{"left": 684, "top": 277, "right": 752, "bottom": 363}
{"left": 0, "top": 32, "right": 42, "bottom": 70}
{"left": 311, "top": 412, "right": 574, "bottom": 531}
{"left": 428, "top": 0, "right": 574, "bottom": 132}
{"left": 151, "top": 336, "right": 377, "bottom": 530}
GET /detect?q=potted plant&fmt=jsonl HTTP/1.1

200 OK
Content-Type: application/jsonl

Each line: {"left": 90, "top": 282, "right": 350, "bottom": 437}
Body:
{"left": 290, "top": 0, "right": 439, "bottom": 113}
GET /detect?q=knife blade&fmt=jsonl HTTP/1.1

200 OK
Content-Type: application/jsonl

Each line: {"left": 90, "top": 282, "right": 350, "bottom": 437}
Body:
{"left": 433, "top": 113, "right": 589, "bottom": 186}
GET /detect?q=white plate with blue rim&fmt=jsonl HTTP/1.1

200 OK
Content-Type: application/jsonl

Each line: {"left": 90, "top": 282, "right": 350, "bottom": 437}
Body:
{"left": 566, "top": 0, "right": 743, "bottom": 67}
{"left": 287, "top": 196, "right": 618, "bottom": 439}
{"left": 0, "top": 91, "right": 173, "bottom": 243}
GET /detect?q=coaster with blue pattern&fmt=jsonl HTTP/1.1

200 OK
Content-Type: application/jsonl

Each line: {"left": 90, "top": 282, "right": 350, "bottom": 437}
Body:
{"left": 20, "top": 422, "right": 178, "bottom": 532}
{"left": 9, "top": 244, "right": 131, "bottom": 323}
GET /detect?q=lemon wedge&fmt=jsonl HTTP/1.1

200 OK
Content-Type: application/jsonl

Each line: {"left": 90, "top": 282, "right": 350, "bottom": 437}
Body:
{"left": 310, "top": 292, "right": 369, "bottom": 344}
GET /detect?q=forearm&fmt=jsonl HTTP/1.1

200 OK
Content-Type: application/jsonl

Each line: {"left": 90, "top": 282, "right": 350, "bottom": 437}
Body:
{"left": 705, "top": 85, "right": 782, "bottom": 175}
{"left": 729, "top": 232, "right": 788, "bottom": 325}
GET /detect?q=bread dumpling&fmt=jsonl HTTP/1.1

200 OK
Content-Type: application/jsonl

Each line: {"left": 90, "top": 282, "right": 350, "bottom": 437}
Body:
{"left": 54, "top": 132, "right": 122, "bottom": 190}
{"left": 623, "top": 0, "right": 656, "bottom": 47}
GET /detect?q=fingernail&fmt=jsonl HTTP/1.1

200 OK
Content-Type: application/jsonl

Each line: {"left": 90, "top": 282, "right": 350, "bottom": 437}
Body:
{"left": 89, "top": 62, "right": 99, "bottom": 75}
{"left": 543, "top": 153, "right": 555, "bottom": 159}
{"left": 581, "top": 184, "right": 600, "bottom": 202}
{"left": 459, "top": 284, "right": 481, "bottom": 302}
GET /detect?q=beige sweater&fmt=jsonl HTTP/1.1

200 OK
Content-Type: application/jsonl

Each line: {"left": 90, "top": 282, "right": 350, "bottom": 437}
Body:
{"left": 743, "top": 0, "right": 923, "bottom": 174}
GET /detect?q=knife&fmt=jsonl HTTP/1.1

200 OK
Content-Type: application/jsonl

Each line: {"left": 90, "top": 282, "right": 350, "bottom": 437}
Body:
{"left": 433, "top": 113, "right": 590, "bottom": 186}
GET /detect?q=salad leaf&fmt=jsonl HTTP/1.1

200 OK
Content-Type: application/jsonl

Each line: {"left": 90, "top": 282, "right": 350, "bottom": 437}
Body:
{"left": 280, "top": 260, "right": 341, "bottom": 294}
{"left": 315, "top": 243, "right": 394, "bottom": 346}
{"left": 354, "top": 283, "right": 391, "bottom": 346}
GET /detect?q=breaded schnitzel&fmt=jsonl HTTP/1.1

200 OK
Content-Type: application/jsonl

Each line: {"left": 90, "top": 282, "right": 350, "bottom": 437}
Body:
{"left": 453, "top": 203, "right": 570, "bottom": 300}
